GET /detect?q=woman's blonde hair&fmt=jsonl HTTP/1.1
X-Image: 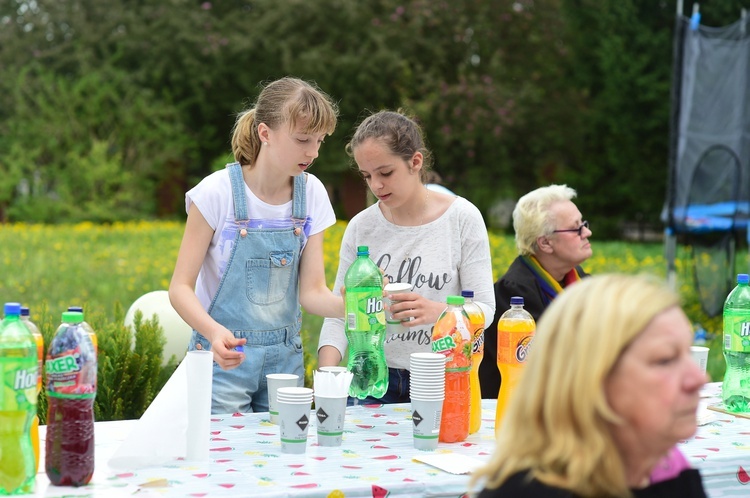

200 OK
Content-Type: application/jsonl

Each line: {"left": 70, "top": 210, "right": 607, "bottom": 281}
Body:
{"left": 346, "top": 110, "right": 433, "bottom": 182}
{"left": 513, "top": 184, "right": 577, "bottom": 256}
{"left": 231, "top": 77, "right": 338, "bottom": 166}
{"left": 469, "top": 274, "right": 680, "bottom": 498}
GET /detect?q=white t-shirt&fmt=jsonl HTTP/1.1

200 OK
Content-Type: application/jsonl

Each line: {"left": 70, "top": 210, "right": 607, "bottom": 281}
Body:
{"left": 318, "top": 197, "right": 495, "bottom": 370}
{"left": 187, "top": 168, "right": 336, "bottom": 310}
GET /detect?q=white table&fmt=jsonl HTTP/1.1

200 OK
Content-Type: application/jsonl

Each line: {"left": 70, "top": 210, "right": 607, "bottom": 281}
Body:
{"left": 27, "top": 384, "right": 748, "bottom": 497}
{"left": 29, "top": 403, "right": 495, "bottom": 497}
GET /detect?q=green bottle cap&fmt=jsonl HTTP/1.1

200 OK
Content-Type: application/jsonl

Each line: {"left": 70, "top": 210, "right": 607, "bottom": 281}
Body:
{"left": 62, "top": 311, "right": 84, "bottom": 324}
{"left": 357, "top": 245, "right": 369, "bottom": 256}
{"left": 446, "top": 295, "right": 464, "bottom": 306}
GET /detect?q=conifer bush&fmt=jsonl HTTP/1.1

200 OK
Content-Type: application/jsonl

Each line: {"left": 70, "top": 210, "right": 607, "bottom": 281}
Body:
{"left": 36, "top": 304, "right": 177, "bottom": 424}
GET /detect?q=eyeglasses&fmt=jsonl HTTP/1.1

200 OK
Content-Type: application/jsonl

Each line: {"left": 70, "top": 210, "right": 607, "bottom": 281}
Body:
{"left": 552, "top": 220, "right": 589, "bottom": 237}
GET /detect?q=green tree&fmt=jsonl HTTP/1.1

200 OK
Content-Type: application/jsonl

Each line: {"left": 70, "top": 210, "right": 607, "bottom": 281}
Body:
{"left": 559, "top": 0, "right": 675, "bottom": 237}
{"left": 0, "top": 65, "right": 196, "bottom": 222}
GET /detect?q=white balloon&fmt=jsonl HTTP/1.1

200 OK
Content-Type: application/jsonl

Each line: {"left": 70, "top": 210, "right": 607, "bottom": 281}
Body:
{"left": 124, "top": 290, "right": 192, "bottom": 365}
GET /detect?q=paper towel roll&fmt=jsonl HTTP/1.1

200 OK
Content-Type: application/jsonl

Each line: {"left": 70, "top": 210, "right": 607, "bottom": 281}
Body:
{"left": 108, "top": 350, "right": 214, "bottom": 469}
{"left": 186, "top": 350, "right": 213, "bottom": 461}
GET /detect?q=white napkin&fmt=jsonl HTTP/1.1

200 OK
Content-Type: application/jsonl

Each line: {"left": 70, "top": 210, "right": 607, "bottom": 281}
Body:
{"left": 108, "top": 350, "right": 213, "bottom": 469}
{"left": 313, "top": 370, "right": 353, "bottom": 397}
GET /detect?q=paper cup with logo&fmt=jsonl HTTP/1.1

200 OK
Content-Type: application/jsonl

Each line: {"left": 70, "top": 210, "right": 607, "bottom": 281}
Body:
{"left": 277, "top": 387, "right": 313, "bottom": 454}
{"left": 266, "top": 373, "right": 300, "bottom": 424}
{"left": 385, "top": 282, "right": 412, "bottom": 324}
{"left": 690, "top": 346, "right": 710, "bottom": 374}
{"left": 314, "top": 394, "right": 348, "bottom": 447}
{"left": 411, "top": 397, "right": 443, "bottom": 450}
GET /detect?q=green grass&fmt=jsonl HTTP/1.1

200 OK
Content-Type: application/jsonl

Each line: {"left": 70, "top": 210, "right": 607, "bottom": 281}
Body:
{"left": 0, "top": 221, "right": 734, "bottom": 383}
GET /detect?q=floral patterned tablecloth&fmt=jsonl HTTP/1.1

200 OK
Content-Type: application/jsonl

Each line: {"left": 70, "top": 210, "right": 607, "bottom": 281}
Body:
{"left": 33, "top": 400, "right": 499, "bottom": 497}
{"left": 32, "top": 383, "right": 749, "bottom": 498}
{"left": 681, "top": 382, "right": 750, "bottom": 497}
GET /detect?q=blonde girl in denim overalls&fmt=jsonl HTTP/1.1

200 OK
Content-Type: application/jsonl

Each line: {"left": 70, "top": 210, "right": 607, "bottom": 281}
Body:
{"left": 169, "top": 77, "right": 345, "bottom": 414}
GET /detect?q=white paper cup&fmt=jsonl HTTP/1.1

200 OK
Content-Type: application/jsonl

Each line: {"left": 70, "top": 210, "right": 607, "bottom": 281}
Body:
{"left": 690, "top": 346, "right": 710, "bottom": 374}
{"left": 318, "top": 366, "right": 349, "bottom": 375}
{"left": 278, "top": 398, "right": 313, "bottom": 454}
{"left": 385, "top": 282, "right": 412, "bottom": 324}
{"left": 314, "top": 395, "right": 348, "bottom": 447}
{"left": 267, "top": 373, "right": 300, "bottom": 424}
{"left": 410, "top": 390, "right": 446, "bottom": 400}
{"left": 411, "top": 398, "right": 443, "bottom": 450}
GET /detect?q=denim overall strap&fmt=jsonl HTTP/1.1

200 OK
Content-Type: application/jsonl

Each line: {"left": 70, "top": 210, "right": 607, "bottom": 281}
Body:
{"left": 292, "top": 173, "right": 307, "bottom": 220}
{"left": 226, "top": 162, "right": 249, "bottom": 221}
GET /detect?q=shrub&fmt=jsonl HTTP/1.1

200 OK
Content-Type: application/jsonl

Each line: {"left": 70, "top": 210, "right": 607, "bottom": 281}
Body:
{"left": 36, "top": 304, "right": 177, "bottom": 424}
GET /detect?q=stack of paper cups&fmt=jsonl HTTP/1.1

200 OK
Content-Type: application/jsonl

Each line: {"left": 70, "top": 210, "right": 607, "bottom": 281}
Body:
{"left": 409, "top": 352, "right": 446, "bottom": 450}
{"left": 277, "top": 387, "right": 314, "bottom": 454}
{"left": 267, "top": 373, "right": 300, "bottom": 424}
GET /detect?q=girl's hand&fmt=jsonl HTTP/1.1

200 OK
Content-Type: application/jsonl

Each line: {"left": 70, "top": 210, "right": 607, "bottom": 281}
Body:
{"left": 386, "top": 291, "right": 445, "bottom": 326}
{"left": 211, "top": 330, "right": 247, "bottom": 370}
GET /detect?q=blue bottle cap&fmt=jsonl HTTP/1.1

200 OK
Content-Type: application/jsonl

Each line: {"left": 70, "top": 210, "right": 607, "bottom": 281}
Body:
{"left": 738, "top": 274, "right": 749, "bottom": 285}
{"left": 461, "top": 290, "right": 474, "bottom": 298}
{"left": 510, "top": 296, "right": 524, "bottom": 306}
{"left": 4, "top": 302, "right": 21, "bottom": 315}
{"left": 20, "top": 306, "right": 30, "bottom": 316}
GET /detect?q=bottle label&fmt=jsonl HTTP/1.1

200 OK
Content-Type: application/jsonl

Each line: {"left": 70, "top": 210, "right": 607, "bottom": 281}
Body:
{"left": 724, "top": 317, "right": 750, "bottom": 353}
{"left": 46, "top": 325, "right": 97, "bottom": 399}
{"left": 345, "top": 290, "right": 385, "bottom": 332}
{"left": 471, "top": 330, "right": 485, "bottom": 355}
{"left": 0, "top": 357, "right": 37, "bottom": 412}
{"left": 431, "top": 309, "right": 473, "bottom": 369}
{"left": 498, "top": 327, "right": 534, "bottom": 365}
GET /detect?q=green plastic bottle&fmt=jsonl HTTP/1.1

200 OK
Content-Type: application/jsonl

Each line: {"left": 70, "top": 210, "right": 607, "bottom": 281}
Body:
{"left": 344, "top": 246, "right": 388, "bottom": 399}
{"left": 722, "top": 273, "right": 750, "bottom": 412}
{"left": 0, "top": 302, "right": 37, "bottom": 495}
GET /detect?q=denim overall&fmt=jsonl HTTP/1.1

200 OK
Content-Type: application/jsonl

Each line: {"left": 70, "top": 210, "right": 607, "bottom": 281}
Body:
{"left": 188, "top": 162, "right": 306, "bottom": 414}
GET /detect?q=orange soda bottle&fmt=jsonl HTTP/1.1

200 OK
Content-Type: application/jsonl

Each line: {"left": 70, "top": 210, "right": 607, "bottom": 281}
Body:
{"left": 20, "top": 306, "right": 43, "bottom": 472}
{"left": 461, "top": 290, "right": 485, "bottom": 434}
{"left": 495, "top": 296, "right": 535, "bottom": 433}
{"left": 431, "top": 295, "right": 472, "bottom": 443}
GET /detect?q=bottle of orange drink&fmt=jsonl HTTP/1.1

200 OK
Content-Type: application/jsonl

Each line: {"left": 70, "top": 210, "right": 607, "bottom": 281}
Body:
{"left": 495, "top": 296, "right": 535, "bottom": 434}
{"left": 20, "top": 306, "right": 43, "bottom": 472}
{"left": 461, "top": 290, "right": 485, "bottom": 434}
{"left": 431, "top": 295, "right": 472, "bottom": 443}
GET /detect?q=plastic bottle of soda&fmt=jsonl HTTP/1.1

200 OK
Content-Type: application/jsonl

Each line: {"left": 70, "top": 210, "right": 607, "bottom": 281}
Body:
{"left": 432, "top": 295, "right": 472, "bottom": 443}
{"left": 20, "top": 306, "right": 44, "bottom": 473}
{"left": 344, "top": 246, "right": 388, "bottom": 399}
{"left": 45, "top": 311, "right": 97, "bottom": 486}
{"left": 461, "top": 290, "right": 485, "bottom": 434}
{"left": 0, "top": 302, "right": 37, "bottom": 495}
{"left": 722, "top": 273, "right": 750, "bottom": 412}
{"left": 495, "top": 296, "right": 535, "bottom": 432}
{"left": 67, "top": 306, "right": 97, "bottom": 354}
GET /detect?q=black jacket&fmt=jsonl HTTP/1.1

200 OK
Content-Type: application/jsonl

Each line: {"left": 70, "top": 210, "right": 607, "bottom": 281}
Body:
{"left": 478, "top": 256, "right": 588, "bottom": 398}
{"left": 477, "top": 469, "right": 707, "bottom": 498}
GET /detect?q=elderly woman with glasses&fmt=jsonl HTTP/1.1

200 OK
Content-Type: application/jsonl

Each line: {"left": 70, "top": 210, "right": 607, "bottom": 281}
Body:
{"left": 478, "top": 184, "right": 592, "bottom": 398}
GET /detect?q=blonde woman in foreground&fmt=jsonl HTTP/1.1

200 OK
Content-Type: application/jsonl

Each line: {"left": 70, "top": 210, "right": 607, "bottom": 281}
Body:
{"left": 470, "top": 274, "right": 708, "bottom": 497}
